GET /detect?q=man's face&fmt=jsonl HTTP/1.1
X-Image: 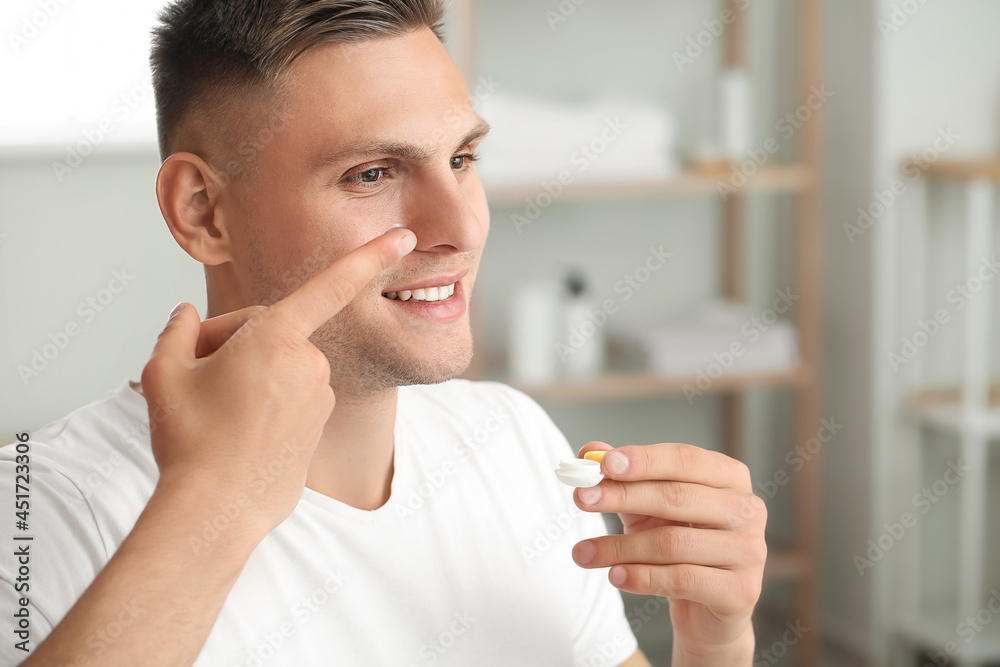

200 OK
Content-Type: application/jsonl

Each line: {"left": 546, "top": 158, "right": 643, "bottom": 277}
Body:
{"left": 229, "top": 28, "right": 490, "bottom": 390}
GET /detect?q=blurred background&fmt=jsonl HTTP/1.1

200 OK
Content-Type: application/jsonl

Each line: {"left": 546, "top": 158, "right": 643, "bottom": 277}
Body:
{"left": 2, "top": 0, "right": 1000, "bottom": 665}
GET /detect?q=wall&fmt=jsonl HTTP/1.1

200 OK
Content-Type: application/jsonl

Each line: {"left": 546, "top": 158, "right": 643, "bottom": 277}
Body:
{"left": 0, "top": 148, "right": 205, "bottom": 439}
{"left": 823, "top": 0, "right": 1000, "bottom": 663}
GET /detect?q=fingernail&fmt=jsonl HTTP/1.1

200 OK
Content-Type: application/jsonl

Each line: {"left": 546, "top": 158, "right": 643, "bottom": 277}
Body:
{"left": 604, "top": 451, "right": 628, "bottom": 475}
{"left": 168, "top": 302, "right": 186, "bottom": 321}
{"left": 577, "top": 485, "right": 602, "bottom": 506}
{"left": 573, "top": 540, "right": 596, "bottom": 566}
{"left": 609, "top": 565, "right": 627, "bottom": 586}
{"left": 397, "top": 231, "right": 417, "bottom": 256}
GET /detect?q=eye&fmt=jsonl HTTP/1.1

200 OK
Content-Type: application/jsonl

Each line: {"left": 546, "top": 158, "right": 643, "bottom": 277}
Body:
{"left": 451, "top": 151, "right": 480, "bottom": 171}
{"left": 353, "top": 167, "right": 383, "bottom": 183}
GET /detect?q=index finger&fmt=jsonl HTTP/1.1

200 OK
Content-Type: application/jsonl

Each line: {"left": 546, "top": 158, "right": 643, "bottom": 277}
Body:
{"left": 600, "top": 443, "right": 752, "bottom": 491}
{"left": 269, "top": 228, "right": 416, "bottom": 339}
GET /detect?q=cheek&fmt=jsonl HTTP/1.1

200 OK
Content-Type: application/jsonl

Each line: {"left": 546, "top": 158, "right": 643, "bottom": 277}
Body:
{"left": 318, "top": 187, "right": 407, "bottom": 242}
{"left": 462, "top": 172, "right": 490, "bottom": 238}
{"left": 472, "top": 194, "right": 491, "bottom": 248}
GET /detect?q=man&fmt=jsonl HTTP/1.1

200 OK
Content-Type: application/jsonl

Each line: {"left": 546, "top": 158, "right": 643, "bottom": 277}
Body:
{"left": 1, "top": 1, "right": 766, "bottom": 665}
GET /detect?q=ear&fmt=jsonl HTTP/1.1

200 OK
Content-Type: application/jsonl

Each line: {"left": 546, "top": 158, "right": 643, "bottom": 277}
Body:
{"left": 155, "top": 152, "right": 233, "bottom": 266}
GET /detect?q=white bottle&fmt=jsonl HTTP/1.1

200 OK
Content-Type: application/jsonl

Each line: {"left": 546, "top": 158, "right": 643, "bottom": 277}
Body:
{"left": 721, "top": 68, "right": 752, "bottom": 163}
{"left": 560, "top": 270, "right": 604, "bottom": 380}
{"left": 508, "top": 280, "right": 561, "bottom": 386}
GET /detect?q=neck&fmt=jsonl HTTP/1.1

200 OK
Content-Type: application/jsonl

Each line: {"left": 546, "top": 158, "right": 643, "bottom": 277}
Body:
{"left": 306, "top": 383, "right": 398, "bottom": 511}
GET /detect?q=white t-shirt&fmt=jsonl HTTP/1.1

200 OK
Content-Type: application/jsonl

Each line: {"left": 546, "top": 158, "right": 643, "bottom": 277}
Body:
{"left": 0, "top": 377, "right": 639, "bottom": 666}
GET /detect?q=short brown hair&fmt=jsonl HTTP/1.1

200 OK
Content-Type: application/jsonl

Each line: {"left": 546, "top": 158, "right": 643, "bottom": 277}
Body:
{"left": 150, "top": 0, "right": 447, "bottom": 175}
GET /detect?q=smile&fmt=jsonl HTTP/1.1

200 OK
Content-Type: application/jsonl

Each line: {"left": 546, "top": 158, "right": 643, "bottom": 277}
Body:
{"left": 382, "top": 282, "right": 456, "bottom": 302}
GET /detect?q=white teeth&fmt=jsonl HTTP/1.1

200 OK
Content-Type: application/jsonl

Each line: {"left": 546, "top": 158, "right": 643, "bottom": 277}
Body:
{"left": 384, "top": 282, "right": 456, "bottom": 302}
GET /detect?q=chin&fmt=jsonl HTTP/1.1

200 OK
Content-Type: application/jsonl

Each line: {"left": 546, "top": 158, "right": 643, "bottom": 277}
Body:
{"left": 323, "top": 325, "right": 475, "bottom": 390}
{"left": 391, "top": 342, "right": 475, "bottom": 387}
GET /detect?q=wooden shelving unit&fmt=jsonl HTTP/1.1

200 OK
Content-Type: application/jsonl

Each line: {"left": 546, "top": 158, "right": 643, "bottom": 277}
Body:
{"left": 502, "top": 365, "right": 811, "bottom": 405}
{"left": 891, "top": 159, "right": 1000, "bottom": 666}
{"left": 454, "top": 1, "right": 823, "bottom": 664}
{"left": 485, "top": 163, "right": 812, "bottom": 206}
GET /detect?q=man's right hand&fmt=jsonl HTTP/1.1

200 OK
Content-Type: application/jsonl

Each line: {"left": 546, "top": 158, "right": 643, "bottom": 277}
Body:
{"left": 140, "top": 227, "right": 417, "bottom": 538}
{"left": 19, "top": 227, "right": 416, "bottom": 667}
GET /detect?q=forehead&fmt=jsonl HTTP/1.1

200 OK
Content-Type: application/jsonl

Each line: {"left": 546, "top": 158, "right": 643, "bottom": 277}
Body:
{"left": 282, "top": 29, "right": 477, "bottom": 152}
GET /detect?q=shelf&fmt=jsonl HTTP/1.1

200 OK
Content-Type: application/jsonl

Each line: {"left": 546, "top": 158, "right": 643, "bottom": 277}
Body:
{"left": 460, "top": 0, "right": 824, "bottom": 663}
{"left": 764, "top": 545, "right": 810, "bottom": 581}
{"left": 483, "top": 163, "right": 812, "bottom": 206}
{"left": 900, "top": 401, "right": 1000, "bottom": 438}
{"left": 897, "top": 611, "right": 1000, "bottom": 662}
{"left": 912, "top": 158, "right": 1000, "bottom": 183}
{"left": 899, "top": 383, "right": 1000, "bottom": 438}
{"left": 491, "top": 364, "right": 810, "bottom": 404}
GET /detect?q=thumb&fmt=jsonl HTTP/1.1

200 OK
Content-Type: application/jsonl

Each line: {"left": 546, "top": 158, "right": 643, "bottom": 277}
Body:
{"left": 194, "top": 305, "right": 268, "bottom": 358}
{"left": 150, "top": 302, "right": 200, "bottom": 365}
{"left": 577, "top": 441, "right": 614, "bottom": 460}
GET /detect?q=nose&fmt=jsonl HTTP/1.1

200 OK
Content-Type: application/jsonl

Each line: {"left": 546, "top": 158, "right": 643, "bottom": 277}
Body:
{"left": 402, "top": 165, "right": 488, "bottom": 255}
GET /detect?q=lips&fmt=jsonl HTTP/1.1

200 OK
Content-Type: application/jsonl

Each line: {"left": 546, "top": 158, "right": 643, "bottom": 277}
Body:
{"left": 381, "top": 269, "right": 469, "bottom": 302}
{"left": 381, "top": 278, "right": 468, "bottom": 321}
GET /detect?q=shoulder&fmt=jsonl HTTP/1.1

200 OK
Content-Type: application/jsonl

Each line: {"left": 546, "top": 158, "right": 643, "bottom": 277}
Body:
{"left": 0, "top": 379, "right": 157, "bottom": 543}
{"left": 2, "top": 379, "right": 152, "bottom": 478}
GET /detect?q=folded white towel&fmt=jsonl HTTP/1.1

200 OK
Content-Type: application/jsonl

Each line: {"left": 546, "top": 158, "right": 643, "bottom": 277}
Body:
{"left": 475, "top": 89, "right": 679, "bottom": 187}
{"left": 619, "top": 299, "right": 799, "bottom": 378}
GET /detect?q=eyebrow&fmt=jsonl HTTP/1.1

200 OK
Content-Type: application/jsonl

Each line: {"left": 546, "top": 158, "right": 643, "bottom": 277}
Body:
{"left": 311, "top": 117, "right": 492, "bottom": 172}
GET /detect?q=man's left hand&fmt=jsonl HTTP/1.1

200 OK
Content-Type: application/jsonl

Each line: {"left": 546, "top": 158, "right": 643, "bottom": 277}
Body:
{"left": 571, "top": 441, "right": 767, "bottom": 662}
